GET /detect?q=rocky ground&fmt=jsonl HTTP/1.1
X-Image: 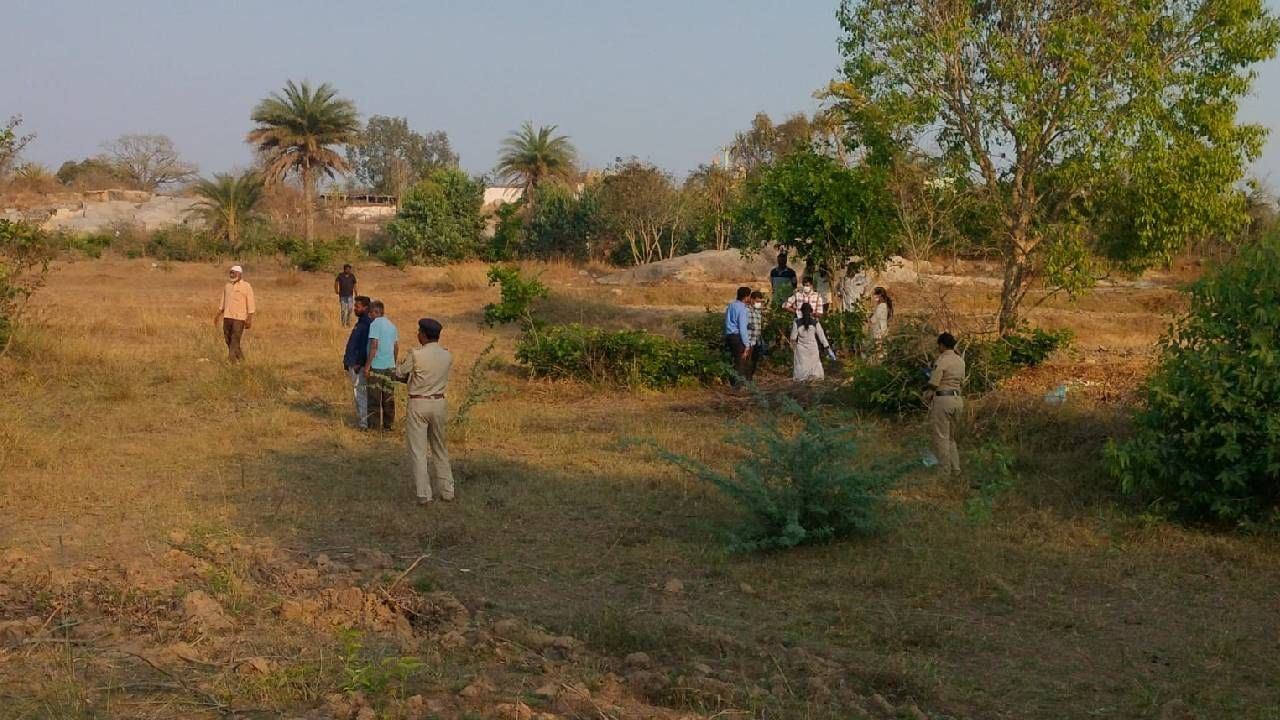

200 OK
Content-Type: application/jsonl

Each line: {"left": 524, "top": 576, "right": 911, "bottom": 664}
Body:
{"left": 1, "top": 531, "right": 927, "bottom": 719}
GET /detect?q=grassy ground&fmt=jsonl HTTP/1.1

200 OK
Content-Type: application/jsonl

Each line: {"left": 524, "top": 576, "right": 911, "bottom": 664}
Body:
{"left": 1, "top": 257, "right": 1277, "bottom": 719}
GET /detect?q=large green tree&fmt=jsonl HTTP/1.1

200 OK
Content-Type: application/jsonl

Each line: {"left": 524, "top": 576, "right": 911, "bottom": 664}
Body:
{"left": 496, "top": 122, "right": 578, "bottom": 199}
{"left": 187, "top": 172, "right": 265, "bottom": 253}
{"left": 247, "top": 80, "right": 360, "bottom": 245}
{"left": 384, "top": 168, "right": 485, "bottom": 264}
{"left": 738, "top": 145, "right": 898, "bottom": 276}
{"left": 837, "top": 0, "right": 1280, "bottom": 333}
{"left": 345, "top": 115, "right": 458, "bottom": 196}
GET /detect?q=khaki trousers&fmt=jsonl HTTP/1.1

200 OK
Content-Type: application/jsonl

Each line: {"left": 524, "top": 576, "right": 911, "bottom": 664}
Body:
{"left": 406, "top": 398, "right": 454, "bottom": 501}
{"left": 929, "top": 395, "right": 963, "bottom": 475}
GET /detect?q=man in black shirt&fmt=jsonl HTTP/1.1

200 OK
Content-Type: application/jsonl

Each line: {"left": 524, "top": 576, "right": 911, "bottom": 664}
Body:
{"left": 768, "top": 252, "right": 797, "bottom": 297}
{"left": 335, "top": 264, "right": 358, "bottom": 327}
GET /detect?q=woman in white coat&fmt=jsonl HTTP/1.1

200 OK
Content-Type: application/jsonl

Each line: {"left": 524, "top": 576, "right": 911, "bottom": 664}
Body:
{"left": 867, "top": 286, "right": 894, "bottom": 355}
{"left": 789, "top": 302, "right": 829, "bottom": 382}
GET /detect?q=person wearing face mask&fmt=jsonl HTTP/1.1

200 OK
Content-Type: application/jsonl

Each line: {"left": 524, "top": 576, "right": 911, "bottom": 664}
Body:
{"left": 783, "top": 277, "right": 825, "bottom": 319}
{"left": 744, "top": 289, "right": 767, "bottom": 381}
{"left": 789, "top": 302, "right": 829, "bottom": 382}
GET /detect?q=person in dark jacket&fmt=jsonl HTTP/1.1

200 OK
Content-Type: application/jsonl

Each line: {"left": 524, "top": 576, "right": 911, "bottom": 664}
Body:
{"left": 342, "top": 296, "right": 373, "bottom": 429}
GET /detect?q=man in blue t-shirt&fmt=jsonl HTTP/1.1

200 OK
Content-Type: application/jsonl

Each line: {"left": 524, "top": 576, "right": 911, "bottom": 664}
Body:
{"left": 723, "top": 286, "right": 753, "bottom": 386}
{"left": 364, "top": 300, "right": 400, "bottom": 430}
{"left": 342, "top": 296, "right": 373, "bottom": 428}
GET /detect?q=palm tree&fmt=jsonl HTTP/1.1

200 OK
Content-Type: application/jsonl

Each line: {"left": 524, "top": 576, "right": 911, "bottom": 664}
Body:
{"left": 247, "top": 80, "right": 359, "bottom": 244}
{"left": 496, "top": 122, "right": 578, "bottom": 201}
{"left": 188, "top": 172, "right": 265, "bottom": 253}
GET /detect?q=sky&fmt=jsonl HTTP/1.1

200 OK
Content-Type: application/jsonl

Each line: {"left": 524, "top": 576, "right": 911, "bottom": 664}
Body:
{"left": 4, "top": 0, "right": 1280, "bottom": 184}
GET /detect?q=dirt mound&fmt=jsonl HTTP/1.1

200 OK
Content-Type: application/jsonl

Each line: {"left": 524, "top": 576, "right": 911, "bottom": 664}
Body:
{"left": 8, "top": 534, "right": 859, "bottom": 718}
{"left": 596, "top": 248, "right": 777, "bottom": 285}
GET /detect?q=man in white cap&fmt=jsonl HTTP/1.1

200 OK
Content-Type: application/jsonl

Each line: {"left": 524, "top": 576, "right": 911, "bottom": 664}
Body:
{"left": 214, "top": 265, "right": 256, "bottom": 362}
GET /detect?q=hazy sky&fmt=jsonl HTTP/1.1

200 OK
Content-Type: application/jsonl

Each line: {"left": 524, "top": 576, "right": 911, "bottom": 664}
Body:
{"left": 4, "top": 1, "right": 1279, "bottom": 183}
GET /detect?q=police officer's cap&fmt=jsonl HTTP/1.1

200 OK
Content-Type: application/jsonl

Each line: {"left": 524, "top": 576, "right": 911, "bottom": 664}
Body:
{"left": 418, "top": 318, "right": 443, "bottom": 339}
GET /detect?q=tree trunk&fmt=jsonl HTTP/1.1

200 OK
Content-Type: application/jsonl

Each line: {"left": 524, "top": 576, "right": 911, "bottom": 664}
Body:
{"left": 228, "top": 208, "right": 239, "bottom": 255}
{"left": 997, "top": 242, "right": 1031, "bottom": 335}
{"left": 302, "top": 162, "right": 315, "bottom": 246}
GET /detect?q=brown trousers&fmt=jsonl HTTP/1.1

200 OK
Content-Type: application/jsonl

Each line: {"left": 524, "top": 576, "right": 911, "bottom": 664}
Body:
{"left": 222, "top": 318, "right": 245, "bottom": 362}
{"left": 367, "top": 369, "right": 396, "bottom": 430}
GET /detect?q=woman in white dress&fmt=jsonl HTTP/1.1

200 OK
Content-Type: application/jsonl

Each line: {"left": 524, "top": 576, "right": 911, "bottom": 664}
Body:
{"left": 840, "top": 260, "right": 871, "bottom": 312}
{"left": 790, "top": 302, "right": 829, "bottom": 382}
{"left": 867, "top": 286, "right": 894, "bottom": 355}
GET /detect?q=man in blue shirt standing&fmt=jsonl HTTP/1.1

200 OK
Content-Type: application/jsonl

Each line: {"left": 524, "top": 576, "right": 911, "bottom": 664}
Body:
{"left": 342, "top": 296, "right": 373, "bottom": 429}
{"left": 724, "top": 286, "right": 753, "bottom": 386}
{"left": 364, "top": 300, "right": 400, "bottom": 430}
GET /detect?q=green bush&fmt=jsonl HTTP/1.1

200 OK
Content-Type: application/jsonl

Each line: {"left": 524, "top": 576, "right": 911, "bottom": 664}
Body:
{"left": 648, "top": 395, "right": 907, "bottom": 552}
{"left": 986, "top": 326, "right": 1073, "bottom": 373}
{"left": 484, "top": 200, "right": 524, "bottom": 262}
{"left": 842, "top": 320, "right": 1070, "bottom": 415}
{"left": 516, "top": 323, "right": 730, "bottom": 388}
{"left": 145, "top": 225, "right": 216, "bottom": 262}
{"left": 384, "top": 168, "right": 485, "bottom": 264}
{"left": 483, "top": 264, "right": 548, "bottom": 327}
{"left": 523, "top": 183, "right": 600, "bottom": 260}
{"left": 1107, "top": 235, "right": 1280, "bottom": 525}
{"left": 0, "top": 220, "right": 54, "bottom": 352}
{"left": 60, "top": 231, "right": 112, "bottom": 258}
{"left": 276, "top": 237, "right": 359, "bottom": 272}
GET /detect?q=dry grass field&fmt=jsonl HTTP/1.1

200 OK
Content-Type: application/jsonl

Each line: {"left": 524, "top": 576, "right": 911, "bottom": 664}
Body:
{"left": 1, "top": 257, "right": 1278, "bottom": 719}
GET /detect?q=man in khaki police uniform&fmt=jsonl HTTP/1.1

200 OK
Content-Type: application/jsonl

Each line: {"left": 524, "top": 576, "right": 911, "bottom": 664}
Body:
{"left": 214, "top": 264, "right": 255, "bottom": 362}
{"left": 925, "top": 332, "right": 965, "bottom": 476}
{"left": 394, "top": 318, "right": 455, "bottom": 505}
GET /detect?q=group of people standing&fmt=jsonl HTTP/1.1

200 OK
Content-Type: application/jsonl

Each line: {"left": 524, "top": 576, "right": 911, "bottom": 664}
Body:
{"left": 212, "top": 263, "right": 459, "bottom": 507}
{"left": 337, "top": 274, "right": 457, "bottom": 506}
{"left": 731, "top": 253, "right": 897, "bottom": 383}
{"left": 729, "top": 252, "right": 968, "bottom": 477}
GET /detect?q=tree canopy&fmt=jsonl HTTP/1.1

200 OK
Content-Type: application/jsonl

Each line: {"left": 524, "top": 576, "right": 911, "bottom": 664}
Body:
{"left": 384, "top": 168, "right": 485, "bottom": 264}
{"left": 247, "top": 80, "right": 360, "bottom": 244}
{"left": 187, "top": 172, "right": 265, "bottom": 253}
{"left": 496, "top": 122, "right": 577, "bottom": 197}
{"left": 738, "top": 145, "right": 898, "bottom": 274}
{"left": 836, "top": 0, "right": 1280, "bottom": 332}
{"left": 345, "top": 115, "right": 457, "bottom": 196}
{"left": 101, "top": 134, "right": 197, "bottom": 191}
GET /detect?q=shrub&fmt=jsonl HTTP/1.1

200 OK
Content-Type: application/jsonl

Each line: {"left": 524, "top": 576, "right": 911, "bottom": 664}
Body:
{"left": 516, "top": 323, "right": 730, "bottom": 388}
{"left": 1107, "top": 235, "right": 1280, "bottom": 525}
{"left": 484, "top": 200, "right": 524, "bottom": 262}
{"left": 375, "top": 244, "right": 408, "bottom": 269}
{"left": 842, "top": 320, "right": 1070, "bottom": 415}
{"left": 145, "top": 225, "right": 216, "bottom": 262}
{"left": 60, "top": 231, "right": 112, "bottom": 258}
{"left": 277, "top": 237, "right": 357, "bottom": 272}
{"left": 0, "top": 220, "right": 54, "bottom": 353}
{"left": 384, "top": 168, "right": 485, "bottom": 264}
{"left": 986, "top": 326, "right": 1073, "bottom": 373}
{"left": 647, "top": 395, "right": 907, "bottom": 552}
{"left": 483, "top": 264, "right": 548, "bottom": 327}
{"left": 523, "top": 183, "right": 600, "bottom": 260}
